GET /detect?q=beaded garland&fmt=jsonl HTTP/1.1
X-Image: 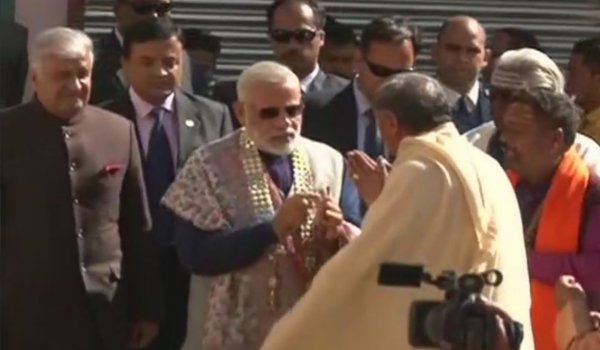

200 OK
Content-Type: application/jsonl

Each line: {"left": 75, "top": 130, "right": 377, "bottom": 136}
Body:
{"left": 239, "top": 130, "right": 322, "bottom": 310}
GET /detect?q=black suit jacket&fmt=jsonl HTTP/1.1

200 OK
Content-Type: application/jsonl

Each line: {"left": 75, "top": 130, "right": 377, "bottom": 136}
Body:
{"left": 0, "top": 101, "right": 159, "bottom": 350}
{"left": 0, "top": 20, "right": 28, "bottom": 109}
{"left": 213, "top": 69, "right": 349, "bottom": 129}
{"left": 303, "top": 82, "right": 359, "bottom": 155}
{"left": 101, "top": 89, "right": 233, "bottom": 169}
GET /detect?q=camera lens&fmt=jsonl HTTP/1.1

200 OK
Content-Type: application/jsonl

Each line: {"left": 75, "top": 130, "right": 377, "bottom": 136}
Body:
{"left": 458, "top": 275, "right": 484, "bottom": 293}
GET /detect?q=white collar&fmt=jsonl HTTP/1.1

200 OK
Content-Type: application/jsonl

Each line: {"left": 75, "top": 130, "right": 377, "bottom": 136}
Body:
{"left": 300, "top": 65, "right": 321, "bottom": 93}
{"left": 129, "top": 87, "right": 175, "bottom": 119}
{"left": 443, "top": 80, "right": 480, "bottom": 107}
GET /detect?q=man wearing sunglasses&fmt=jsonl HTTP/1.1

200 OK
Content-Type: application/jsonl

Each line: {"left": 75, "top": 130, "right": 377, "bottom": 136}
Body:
{"left": 213, "top": 0, "right": 348, "bottom": 128}
{"left": 161, "top": 61, "right": 361, "bottom": 350}
{"left": 91, "top": 0, "right": 209, "bottom": 105}
{"left": 432, "top": 16, "right": 493, "bottom": 134}
{"left": 303, "top": 17, "right": 418, "bottom": 207}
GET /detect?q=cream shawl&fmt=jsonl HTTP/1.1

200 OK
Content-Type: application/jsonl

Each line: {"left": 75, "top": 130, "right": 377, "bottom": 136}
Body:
{"left": 260, "top": 122, "right": 534, "bottom": 350}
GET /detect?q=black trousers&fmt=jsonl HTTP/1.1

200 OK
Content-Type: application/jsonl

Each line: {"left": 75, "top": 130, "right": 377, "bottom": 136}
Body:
{"left": 150, "top": 246, "right": 190, "bottom": 350}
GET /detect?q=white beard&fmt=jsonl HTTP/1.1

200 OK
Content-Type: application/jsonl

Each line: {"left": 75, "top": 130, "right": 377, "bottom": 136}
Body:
{"left": 256, "top": 137, "right": 298, "bottom": 156}
{"left": 246, "top": 128, "right": 299, "bottom": 156}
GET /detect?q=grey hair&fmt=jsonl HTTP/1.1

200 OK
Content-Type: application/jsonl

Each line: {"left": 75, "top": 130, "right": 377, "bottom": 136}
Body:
{"left": 30, "top": 27, "right": 94, "bottom": 71}
{"left": 237, "top": 61, "right": 300, "bottom": 101}
{"left": 491, "top": 48, "right": 564, "bottom": 92}
{"left": 373, "top": 72, "right": 452, "bottom": 134}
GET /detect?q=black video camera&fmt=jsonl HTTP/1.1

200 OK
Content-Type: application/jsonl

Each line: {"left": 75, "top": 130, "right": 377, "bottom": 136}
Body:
{"left": 378, "top": 263, "right": 523, "bottom": 350}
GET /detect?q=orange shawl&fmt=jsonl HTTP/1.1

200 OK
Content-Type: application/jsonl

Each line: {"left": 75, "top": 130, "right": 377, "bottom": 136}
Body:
{"left": 508, "top": 148, "right": 589, "bottom": 350}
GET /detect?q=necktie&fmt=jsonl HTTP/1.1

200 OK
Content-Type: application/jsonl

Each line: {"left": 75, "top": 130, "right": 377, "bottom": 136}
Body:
{"left": 453, "top": 96, "right": 472, "bottom": 133}
{"left": 364, "top": 109, "right": 383, "bottom": 160}
{"left": 145, "top": 108, "right": 176, "bottom": 247}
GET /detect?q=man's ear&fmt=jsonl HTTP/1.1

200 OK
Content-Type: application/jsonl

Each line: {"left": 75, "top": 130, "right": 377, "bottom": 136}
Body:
{"left": 234, "top": 101, "right": 246, "bottom": 127}
{"left": 482, "top": 47, "right": 492, "bottom": 68}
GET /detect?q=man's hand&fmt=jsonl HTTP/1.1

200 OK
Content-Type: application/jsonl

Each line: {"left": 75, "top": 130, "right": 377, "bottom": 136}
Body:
{"left": 273, "top": 193, "right": 320, "bottom": 239}
{"left": 347, "top": 151, "right": 389, "bottom": 206}
{"left": 129, "top": 321, "right": 159, "bottom": 348}
{"left": 314, "top": 195, "right": 345, "bottom": 241}
{"left": 556, "top": 275, "right": 587, "bottom": 310}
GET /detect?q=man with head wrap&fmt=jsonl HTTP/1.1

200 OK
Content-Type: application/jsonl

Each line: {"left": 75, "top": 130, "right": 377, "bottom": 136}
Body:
{"left": 464, "top": 48, "right": 600, "bottom": 175}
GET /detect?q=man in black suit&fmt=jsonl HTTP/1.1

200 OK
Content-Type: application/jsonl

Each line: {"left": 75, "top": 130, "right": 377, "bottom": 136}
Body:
{"left": 213, "top": 0, "right": 348, "bottom": 128}
{"left": 303, "top": 17, "right": 419, "bottom": 158}
{"left": 0, "top": 20, "right": 28, "bottom": 108}
{"left": 101, "top": 20, "right": 232, "bottom": 350}
{"left": 432, "top": 16, "right": 492, "bottom": 133}
{"left": 91, "top": 0, "right": 210, "bottom": 104}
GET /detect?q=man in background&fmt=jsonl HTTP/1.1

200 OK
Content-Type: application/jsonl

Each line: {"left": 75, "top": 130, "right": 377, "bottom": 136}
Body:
{"left": 483, "top": 27, "right": 541, "bottom": 83}
{"left": 432, "top": 16, "right": 492, "bottom": 133}
{"left": 304, "top": 16, "right": 418, "bottom": 161}
{"left": 213, "top": 0, "right": 348, "bottom": 128}
{"left": 91, "top": 0, "right": 207, "bottom": 103}
{"left": 181, "top": 27, "right": 221, "bottom": 96}
{"left": 101, "top": 19, "right": 232, "bottom": 350}
{"left": 567, "top": 37, "right": 600, "bottom": 143}
{"left": 319, "top": 16, "right": 359, "bottom": 79}
{"left": 0, "top": 19, "right": 28, "bottom": 108}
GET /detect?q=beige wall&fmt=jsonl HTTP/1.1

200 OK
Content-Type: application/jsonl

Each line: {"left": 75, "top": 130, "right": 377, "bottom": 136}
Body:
{"left": 15, "top": 0, "right": 69, "bottom": 100}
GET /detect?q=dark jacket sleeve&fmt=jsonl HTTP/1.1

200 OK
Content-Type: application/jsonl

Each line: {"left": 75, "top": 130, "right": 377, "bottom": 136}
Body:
{"left": 119, "top": 123, "right": 162, "bottom": 322}
{"left": 340, "top": 164, "right": 362, "bottom": 227}
{"left": 175, "top": 218, "right": 278, "bottom": 276}
{"left": 219, "top": 102, "right": 234, "bottom": 137}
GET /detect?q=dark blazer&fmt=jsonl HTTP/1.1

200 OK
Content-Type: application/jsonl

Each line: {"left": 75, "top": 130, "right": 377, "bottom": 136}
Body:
{"left": 303, "top": 82, "right": 359, "bottom": 155}
{"left": 102, "top": 89, "right": 233, "bottom": 169}
{"left": 449, "top": 82, "right": 493, "bottom": 133}
{"left": 90, "top": 30, "right": 212, "bottom": 104}
{"left": 213, "top": 69, "right": 349, "bottom": 129}
{"left": 0, "top": 101, "right": 160, "bottom": 350}
{"left": 0, "top": 20, "right": 28, "bottom": 109}
{"left": 90, "top": 31, "right": 124, "bottom": 105}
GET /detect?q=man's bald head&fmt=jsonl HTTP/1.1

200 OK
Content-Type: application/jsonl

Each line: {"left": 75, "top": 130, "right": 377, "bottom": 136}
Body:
{"left": 433, "top": 16, "right": 489, "bottom": 95}
{"left": 437, "top": 16, "right": 486, "bottom": 43}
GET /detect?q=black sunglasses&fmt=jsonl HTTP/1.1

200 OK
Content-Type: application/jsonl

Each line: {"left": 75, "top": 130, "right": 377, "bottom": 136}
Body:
{"left": 366, "top": 61, "right": 413, "bottom": 78}
{"left": 258, "top": 104, "right": 304, "bottom": 120}
{"left": 270, "top": 29, "right": 317, "bottom": 44}
{"left": 125, "top": 1, "right": 173, "bottom": 16}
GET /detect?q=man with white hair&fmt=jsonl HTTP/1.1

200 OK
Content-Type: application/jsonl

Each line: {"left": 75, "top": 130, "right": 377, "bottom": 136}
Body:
{"left": 0, "top": 27, "right": 160, "bottom": 350}
{"left": 161, "top": 60, "right": 361, "bottom": 350}
{"left": 260, "top": 72, "right": 534, "bottom": 350}
{"left": 465, "top": 48, "right": 600, "bottom": 174}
